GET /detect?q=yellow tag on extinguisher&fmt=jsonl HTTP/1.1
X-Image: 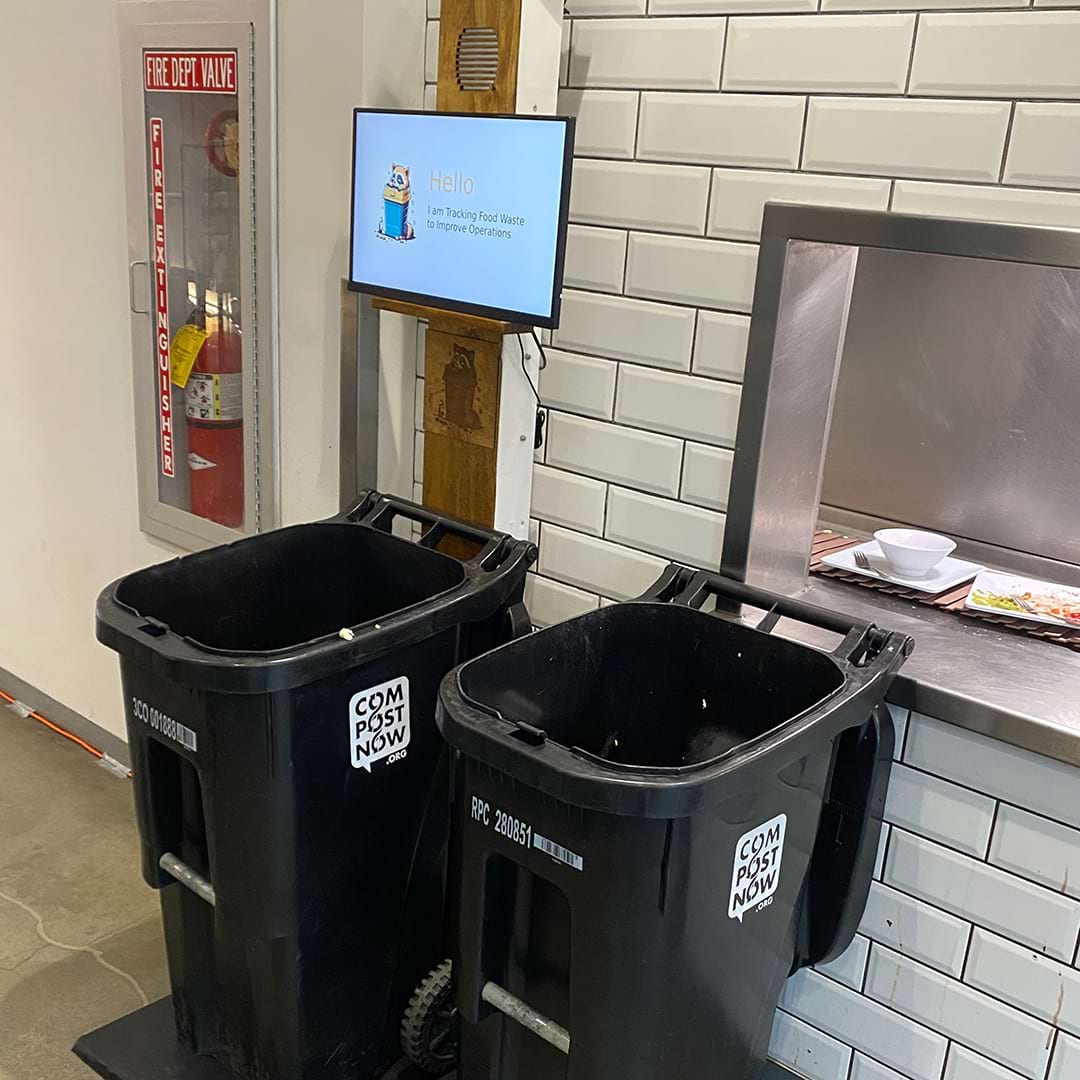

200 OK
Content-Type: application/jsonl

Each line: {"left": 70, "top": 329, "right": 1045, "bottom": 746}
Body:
{"left": 170, "top": 325, "right": 210, "bottom": 389}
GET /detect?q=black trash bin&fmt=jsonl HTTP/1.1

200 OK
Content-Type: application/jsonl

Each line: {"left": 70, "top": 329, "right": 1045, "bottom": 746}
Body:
{"left": 437, "top": 564, "right": 912, "bottom": 1080}
{"left": 86, "top": 491, "right": 535, "bottom": 1080}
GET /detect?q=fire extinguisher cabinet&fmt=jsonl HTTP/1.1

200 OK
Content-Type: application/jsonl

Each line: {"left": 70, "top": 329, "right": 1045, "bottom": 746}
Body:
{"left": 117, "top": 0, "right": 277, "bottom": 550}
{"left": 116, "top": 0, "right": 430, "bottom": 553}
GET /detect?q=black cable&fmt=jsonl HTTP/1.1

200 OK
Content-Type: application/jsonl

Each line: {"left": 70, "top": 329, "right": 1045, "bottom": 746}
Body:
{"left": 529, "top": 328, "right": 548, "bottom": 371}
{"left": 517, "top": 334, "right": 547, "bottom": 450}
{"left": 517, "top": 333, "right": 542, "bottom": 405}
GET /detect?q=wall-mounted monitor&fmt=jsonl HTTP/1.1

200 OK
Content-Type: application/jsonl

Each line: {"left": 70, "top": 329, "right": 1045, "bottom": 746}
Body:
{"left": 348, "top": 108, "right": 575, "bottom": 328}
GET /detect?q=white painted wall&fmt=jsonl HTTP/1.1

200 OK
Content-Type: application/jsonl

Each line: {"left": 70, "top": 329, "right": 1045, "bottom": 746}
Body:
{"left": 277, "top": 0, "right": 425, "bottom": 523}
{"left": 0, "top": 0, "right": 179, "bottom": 741}
{"left": 0, "top": 0, "right": 424, "bottom": 741}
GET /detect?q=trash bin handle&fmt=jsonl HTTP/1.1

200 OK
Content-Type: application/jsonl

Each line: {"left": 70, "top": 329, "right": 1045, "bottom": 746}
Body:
{"left": 640, "top": 565, "right": 898, "bottom": 665}
{"left": 798, "top": 702, "right": 894, "bottom": 971}
{"left": 344, "top": 491, "right": 509, "bottom": 569}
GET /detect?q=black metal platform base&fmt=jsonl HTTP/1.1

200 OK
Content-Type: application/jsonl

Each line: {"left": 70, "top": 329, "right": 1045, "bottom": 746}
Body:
{"left": 74, "top": 995, "right": 800, "bottom": 1080}
{"left": 73, "top": 997, "right": 455, "bottom": 1080}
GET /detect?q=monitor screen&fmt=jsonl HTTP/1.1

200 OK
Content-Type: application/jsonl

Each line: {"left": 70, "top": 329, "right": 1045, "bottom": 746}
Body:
{"left": 348, "top": 109, "right": 575, "bottom": 328}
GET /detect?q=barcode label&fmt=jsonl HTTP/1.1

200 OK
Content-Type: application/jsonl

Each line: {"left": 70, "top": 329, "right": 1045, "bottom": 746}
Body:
{"left": 533, "top": 832, "right": 584, "bottom": 872}
{"left": 176, "top": 721, "right": 198, "bottom": 752}
{"left": 131, "top": 698, "right": 197, "bottom": 754}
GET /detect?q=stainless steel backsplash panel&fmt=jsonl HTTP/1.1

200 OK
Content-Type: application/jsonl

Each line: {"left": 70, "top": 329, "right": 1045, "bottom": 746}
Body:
{"left": 725, "top": 204, "right": 1080, "bottom": 593}
{"left": 822, "top": 246, "right": 1080, "bottom": 572}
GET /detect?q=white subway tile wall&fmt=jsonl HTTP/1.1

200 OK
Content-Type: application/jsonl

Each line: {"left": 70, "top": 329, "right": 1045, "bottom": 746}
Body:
{"left": 1050, "top": 1034, "right": 1080, "bottom": 1080}
{"left": 859, "top": 881, "right": 970, "bottom": 977}
{"left": 556, "top": 90, "right": 638, "bottom": 159}
{"left": 563, "top": 225, "right": 628, "bottom": 294}
{"left": 723, "top": 15, "right": 917, "bottom": 94}
{"left": 1003, "top": 103, "right": 1080, "bottom": 190}
{"left": 957, "top": 1009, "right": 1045, "bottom": 1080}
{"left": 802, "top": 98, "right": 1012, "bottom": 182}
{"left": 885, "top": 829, "right": 1080, "bottom": 961}
{"left": 815, "top": 935, "right": 871, "bottom": 990}
{"left": 851, "top": 1057, "right": 909, "bottom": 1080}
{"left": 419, "top": 19, "right": 1080, "bottom": 1073}
{"left": 625, "top": 233, "right": 759, "bottom": 310}
{"left": 681, "top": 441, "right": 735, "bottom": 511}
{"left": 693, "top": 310, "right": 750, "bottom": 381}
{"left": 769, "top": 1010, "right": 853, "bottom": 1080}
{"left": 638, "top": 92, "right": 806, "bottom": 168}
{"left": 421, "top": 6, "right": 1080, "bottom": 627}
{"left": 945, "top": 1046, "right": 1029, "bottom": 1080}
{"left": 604, "top": 485, "right": 727, "bottom": 566}
{"left": 864, "top": 947, "right": 1053, "bottom": 1079}
{"left": 707, "top": 168, "right": 891, "bottom": 240}
{"left": 883, "top": 762, "right": 996, "bottom": 857}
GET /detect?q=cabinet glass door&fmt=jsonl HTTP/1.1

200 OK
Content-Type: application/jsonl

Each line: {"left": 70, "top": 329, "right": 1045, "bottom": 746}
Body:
{"left": 145, "top": 50, "right": 245, "bottom": 528}
{"left": 120, "top": 9, "right": 272, "bottom": 550}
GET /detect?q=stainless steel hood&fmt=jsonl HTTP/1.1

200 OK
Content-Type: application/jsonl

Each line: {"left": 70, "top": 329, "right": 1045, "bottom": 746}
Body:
{"left": 720, "top": 205, "right": 1080, "bottom": 765}
{"left": 724, "top": 204, "right": 1080, "bottom": 594}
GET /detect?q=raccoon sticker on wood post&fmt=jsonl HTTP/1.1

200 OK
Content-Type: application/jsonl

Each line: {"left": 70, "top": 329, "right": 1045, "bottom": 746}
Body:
{"left": 443, "top": 343, "right": 481, "bottom": 430}
{"left": 424, "top": 334, "right": 499, "bottom": 449}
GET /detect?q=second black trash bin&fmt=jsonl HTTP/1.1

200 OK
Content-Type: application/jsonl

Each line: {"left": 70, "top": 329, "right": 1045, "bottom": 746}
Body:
{"left": 438, "top": 565, "right": 913, "bottom": 1080}
{"left": 91, "top": 492, "right": 535, "bottom": 1080}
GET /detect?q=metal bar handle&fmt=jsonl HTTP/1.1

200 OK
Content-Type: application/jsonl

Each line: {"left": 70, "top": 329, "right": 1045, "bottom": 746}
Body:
{"left": 677, "top": 569, "right": 873, "bottom": 640}
{"left": 481, "top": 981, "right": 570, "bottom": 1055}
{"left": 635, "top": 564, "right": 909, "bottom": 668}
{"left": 128, "top": 260, "right": 150, "bottom": 314}
{"left": 346, "top": 492, "right": 509, "bottom": 566}
{"left": 159, "top": 852, "right": 216, "bottom": 907}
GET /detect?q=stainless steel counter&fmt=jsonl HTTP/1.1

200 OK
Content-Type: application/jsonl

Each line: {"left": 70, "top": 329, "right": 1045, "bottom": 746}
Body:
{"left": 766, "top": 577, "right": 1080, "bottom": 767}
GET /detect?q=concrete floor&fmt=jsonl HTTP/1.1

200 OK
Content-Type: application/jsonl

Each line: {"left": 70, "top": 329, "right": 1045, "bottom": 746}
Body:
{"left": 0, "top": 711, "right": 169, "bottom": 1080}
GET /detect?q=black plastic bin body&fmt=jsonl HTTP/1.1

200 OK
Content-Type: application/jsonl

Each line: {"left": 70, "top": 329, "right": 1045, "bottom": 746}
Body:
{"left": 94, "top": 492, "right": 535, "bottom": 1080}
{"left": 438, "top": 565, "right": 912, "bottom": 1080}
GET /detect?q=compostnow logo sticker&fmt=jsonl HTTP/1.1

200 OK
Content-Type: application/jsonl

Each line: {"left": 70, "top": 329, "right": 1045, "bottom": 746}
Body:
{"left": 349, "top": 676, "right": 410, "bottom": 773}
{"left": 728, "top": 813, "right": 786, "bottom": 923}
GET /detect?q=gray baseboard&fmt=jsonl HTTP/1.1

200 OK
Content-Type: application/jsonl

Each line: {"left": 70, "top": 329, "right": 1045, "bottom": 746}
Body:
{"left": 0, "top": 665, "right": 130, "bottom": 768}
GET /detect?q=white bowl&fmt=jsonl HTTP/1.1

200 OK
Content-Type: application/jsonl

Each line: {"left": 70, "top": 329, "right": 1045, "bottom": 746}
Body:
{"left": 874, "top": 529, "right": 956, "bottom": 579}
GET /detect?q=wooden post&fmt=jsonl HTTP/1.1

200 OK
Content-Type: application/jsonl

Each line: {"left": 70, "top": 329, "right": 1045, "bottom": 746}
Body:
{"left": 410, "top": 0, "right": 525, "bottom": 529}
{"left": 373, "top": 299, "right": 527, "bottom": 529}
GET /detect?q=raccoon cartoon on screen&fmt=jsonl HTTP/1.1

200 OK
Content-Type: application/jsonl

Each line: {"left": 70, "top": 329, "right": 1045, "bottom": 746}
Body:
{"left": 379, "top": 163, "right": 415, "bottom": 241}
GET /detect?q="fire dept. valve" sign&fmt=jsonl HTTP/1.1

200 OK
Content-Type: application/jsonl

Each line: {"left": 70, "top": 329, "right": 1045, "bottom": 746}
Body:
{"left": 144, "top": 52, "right": 237, "bottom": 94}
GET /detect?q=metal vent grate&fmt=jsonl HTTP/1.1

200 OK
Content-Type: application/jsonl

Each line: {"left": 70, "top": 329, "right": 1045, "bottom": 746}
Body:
{"left": 456, "top": 27, "right": 499, "bottom": 92}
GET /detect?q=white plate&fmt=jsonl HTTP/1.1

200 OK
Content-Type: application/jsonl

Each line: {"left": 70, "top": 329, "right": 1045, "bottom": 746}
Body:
{"left": 966, "top": 571, "right": 1080, "bottom": 628}
{"left": 821, "top": 541, "right": 983, "bottom": 594}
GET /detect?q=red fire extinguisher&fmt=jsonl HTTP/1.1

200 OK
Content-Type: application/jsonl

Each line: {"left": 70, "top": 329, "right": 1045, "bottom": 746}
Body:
{"left": 184, "top": 322, "right": 244, "bottom": 527}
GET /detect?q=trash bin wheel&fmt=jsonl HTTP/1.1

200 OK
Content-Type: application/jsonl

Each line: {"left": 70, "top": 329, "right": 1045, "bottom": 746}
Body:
{"left": 401, "top": 959, "right": 458, "bottom": 1073}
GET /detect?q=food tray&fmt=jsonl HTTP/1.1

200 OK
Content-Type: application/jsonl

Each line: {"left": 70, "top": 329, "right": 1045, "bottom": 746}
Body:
{"left": 810, "top": 532, "right": 1080, "bottom": 653}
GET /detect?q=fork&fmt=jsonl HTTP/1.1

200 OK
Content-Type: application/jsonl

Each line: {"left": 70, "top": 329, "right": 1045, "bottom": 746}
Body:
{"left": 853, "top": 550, "right": 887, "bottom": 578}
{"left": 1011, "top": 593, "right": 1072, "bottom": 628}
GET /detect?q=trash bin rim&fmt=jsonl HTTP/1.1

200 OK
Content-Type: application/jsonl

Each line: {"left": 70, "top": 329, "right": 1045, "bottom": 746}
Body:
{"left": 106, "top": 522, "right": 472, "bottom": 660}
{"left": 437, "top": 594, "right": 913, "bottom": 817}
{"left": 453, "top": 604, "right": 851, "bottom": 773}
{"left": 444, "top": 600, "right": 849, "bottom": 773}
{"left": 95, "top": 492, "right": 537, "bottom": 694}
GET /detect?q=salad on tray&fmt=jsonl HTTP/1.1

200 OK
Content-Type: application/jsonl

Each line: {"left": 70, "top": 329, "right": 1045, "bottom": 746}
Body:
{"left": 966, "top": 571, "right": 1080, "bottom": 627}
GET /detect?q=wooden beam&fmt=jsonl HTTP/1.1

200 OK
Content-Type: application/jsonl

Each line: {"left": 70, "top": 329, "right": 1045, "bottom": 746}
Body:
{"left": 436, "top": 0, "right": 523, "bottom": 114}
{"left": 371, "top": 296, "right": 527, "bottom": 343}
{"left": 421, "top": 327, "right": 503, "bottom": 528}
